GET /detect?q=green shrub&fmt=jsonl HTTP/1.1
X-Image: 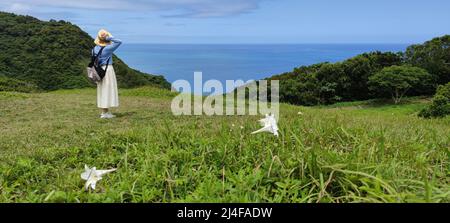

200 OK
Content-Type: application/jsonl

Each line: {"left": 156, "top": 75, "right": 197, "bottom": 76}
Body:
{"left": 0, "top": 75, "right": 38, "bottom": 93}
{"left": 419, "top": 83, "right": 450, "bottom": 118}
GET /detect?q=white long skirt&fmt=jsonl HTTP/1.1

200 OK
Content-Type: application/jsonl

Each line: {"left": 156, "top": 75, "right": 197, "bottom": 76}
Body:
{"left": 97, "top": 65, "right": 119, "bottom": 109}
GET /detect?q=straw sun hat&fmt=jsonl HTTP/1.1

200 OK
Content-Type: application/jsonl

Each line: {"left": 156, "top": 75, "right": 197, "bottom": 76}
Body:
{"left": 94, "top": 29, "right": 113, "bottom": 46}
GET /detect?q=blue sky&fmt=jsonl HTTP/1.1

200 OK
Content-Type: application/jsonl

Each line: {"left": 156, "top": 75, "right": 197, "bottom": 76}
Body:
{"left": 1, "top": 0, "right": 449, "bottom": 44}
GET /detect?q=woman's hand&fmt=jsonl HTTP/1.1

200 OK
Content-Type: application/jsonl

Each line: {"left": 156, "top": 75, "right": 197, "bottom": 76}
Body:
{"left": 100, "top": 32, "right": 110, "bottom": 40}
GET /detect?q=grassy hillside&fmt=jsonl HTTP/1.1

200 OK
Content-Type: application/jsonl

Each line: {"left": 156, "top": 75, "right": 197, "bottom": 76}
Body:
{"left": 0, "top": 12, "right": 170, "bottom": 91}
{"left": 0, "top": 88, "right": 448, "bottom": 202}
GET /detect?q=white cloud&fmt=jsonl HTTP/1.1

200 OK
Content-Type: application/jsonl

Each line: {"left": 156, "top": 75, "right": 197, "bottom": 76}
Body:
{"left": 1, "top": 0, "right": 267, "bottom": 17}
{"left": 5, "top": 3, "right": 31, "bottom": 14}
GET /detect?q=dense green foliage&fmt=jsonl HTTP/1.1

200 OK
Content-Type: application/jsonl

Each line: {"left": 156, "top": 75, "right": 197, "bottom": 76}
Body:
{"left": 419, "top": 83, "right": 450, "bottom": 118}
{"left": 271, "top": 52, "right": 403, "bottom": 105}
{"left": 0, "top": 12, "right": 170, "bottom": 91}
{"left": 406, "top": 35, "right": 450, "bottom": 85}
{"left": 0, "top": 75, "right": 38, "bottom": 92}
{"left": 269, "top": 35, "right": 449, "bottom": 106}
{"left": 368, "top": 66, "right": 433, "bottom": 104}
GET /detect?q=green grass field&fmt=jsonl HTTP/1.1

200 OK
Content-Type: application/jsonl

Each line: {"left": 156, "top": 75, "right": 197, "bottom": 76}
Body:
{"left": 0, "top": 87, "right": 449, "bottom": 203}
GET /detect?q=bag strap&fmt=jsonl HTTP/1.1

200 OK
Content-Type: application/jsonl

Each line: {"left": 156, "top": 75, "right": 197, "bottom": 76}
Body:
{"left": 94, "top": 46, "right": 106, "bottom": 63}
{"left": 89, "top": 48, "right": 96, "bottom": 65}
{"left": 104, "top": 57, "right": 111, "bottom": 73}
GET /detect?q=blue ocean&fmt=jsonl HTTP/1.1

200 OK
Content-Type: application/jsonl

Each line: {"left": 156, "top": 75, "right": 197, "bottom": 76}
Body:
{"left": 117, "top": 44, "right": 408, "bottom": 90}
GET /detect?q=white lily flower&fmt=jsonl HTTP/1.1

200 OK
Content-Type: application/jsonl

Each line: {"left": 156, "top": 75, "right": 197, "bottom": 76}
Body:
{"left": 251, "top": 114, "right": 279, "bottom": 137}
{"left": 81, "top": 164, "right": 116, "bottom": 191}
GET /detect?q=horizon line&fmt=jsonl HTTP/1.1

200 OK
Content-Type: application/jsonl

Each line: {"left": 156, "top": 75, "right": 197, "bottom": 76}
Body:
{"left": 122, "top": 42, "right": 414, "bottom": 45}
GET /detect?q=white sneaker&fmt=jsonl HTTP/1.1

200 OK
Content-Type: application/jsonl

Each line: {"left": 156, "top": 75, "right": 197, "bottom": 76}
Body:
{"left": 106, "top": 112, "right": 116, "bottom": 118}
{"left": 100, "top": 113, "right": 114, "bottom": 119}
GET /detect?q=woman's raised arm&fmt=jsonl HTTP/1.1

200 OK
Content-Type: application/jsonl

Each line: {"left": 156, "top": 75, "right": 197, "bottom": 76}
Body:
{"left": 105, "top": 36, "right": 122, "bottom": 52}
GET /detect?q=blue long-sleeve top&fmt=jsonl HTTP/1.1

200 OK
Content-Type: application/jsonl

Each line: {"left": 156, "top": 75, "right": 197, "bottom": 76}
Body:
{"left": 93, "top": 37, "right": 122, "bottom": 65}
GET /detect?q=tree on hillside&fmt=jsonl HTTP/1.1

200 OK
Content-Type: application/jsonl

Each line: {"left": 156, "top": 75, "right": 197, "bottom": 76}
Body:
{"left": 368, "top": 65, "right": 434, "bottom": 104}
{"left": 280, "top": 73, "right": 320, "bottom": 105}
{"left": 405, "top": 35, "right": 450, "bottom": 85}
{"left": 316, "top": 63, "right": 347, "bottom": 104}
{"left": 341, "top": 52, "right": 403, "bottom": 100}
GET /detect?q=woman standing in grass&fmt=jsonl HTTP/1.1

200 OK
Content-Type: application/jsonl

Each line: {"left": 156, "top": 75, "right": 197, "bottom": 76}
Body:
{"left": 94, "top": 29, "right": 122, "bottom": 119}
